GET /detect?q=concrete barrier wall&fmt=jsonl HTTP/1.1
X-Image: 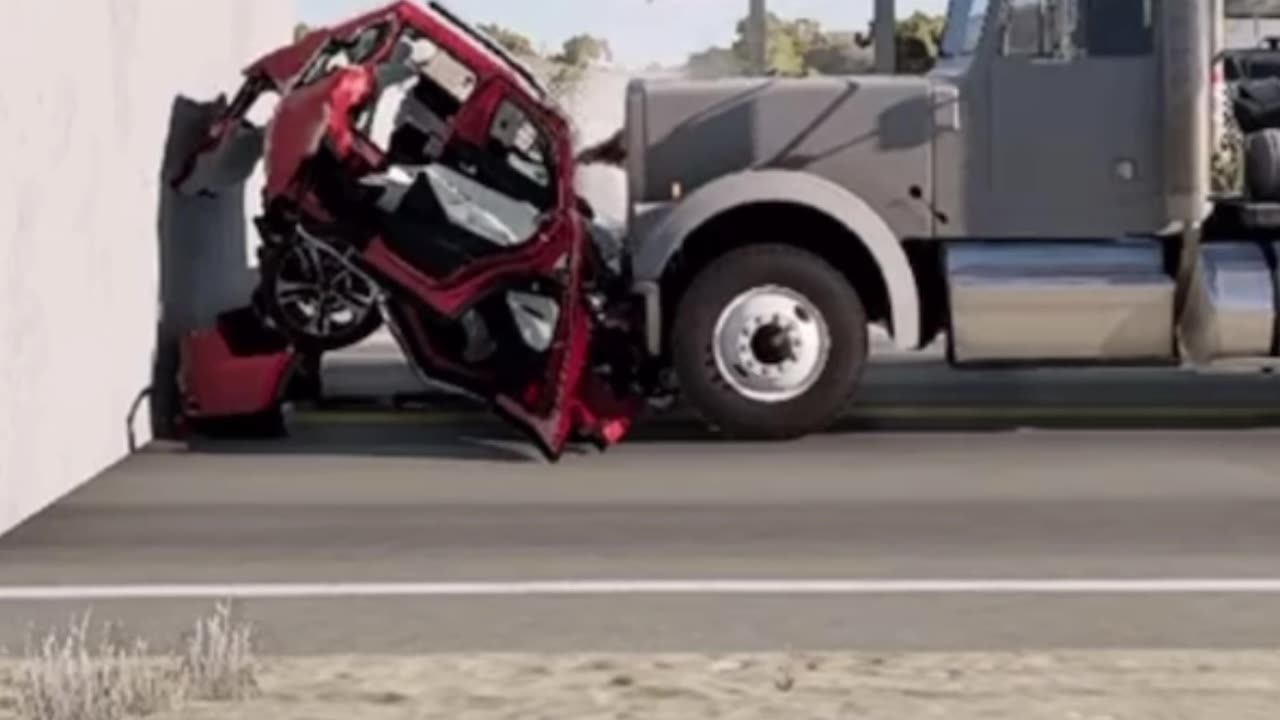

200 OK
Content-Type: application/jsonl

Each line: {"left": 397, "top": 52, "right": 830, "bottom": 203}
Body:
{"left": 0, "top": 0, "right": 294, "bottom": 531}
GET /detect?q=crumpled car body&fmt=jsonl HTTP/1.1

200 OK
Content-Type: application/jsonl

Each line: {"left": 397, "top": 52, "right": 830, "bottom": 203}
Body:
{"left": 174, "top": 1, "right": 646, "bottom": 460}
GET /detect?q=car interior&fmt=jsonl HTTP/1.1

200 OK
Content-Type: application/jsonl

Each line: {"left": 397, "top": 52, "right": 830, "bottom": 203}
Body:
{"left": 356, "top": 31, "right": 557, "bottom": 280}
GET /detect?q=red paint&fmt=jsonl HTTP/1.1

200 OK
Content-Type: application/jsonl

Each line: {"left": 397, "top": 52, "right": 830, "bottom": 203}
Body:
{"left": 245, "top": 6, "right": 399, "bottom": 89}
{"left": 179, "top": 328, "right": 296, "bottom": 419}
{"left": 353, "top": 75, "right": 581, "bottom": 316}
{"left": 262, "top": 66, "right": 380, "bottom": 201}
{"left": 361, "top": 220, "right": 571, "bottom": 318}
{"left": 397, "top": 300, "right": 491, "bottom": 385}
{"left": 327, "top": 67, "right": 381, "bottom": 157}
{"left": 245, "top": 33, "right": 330, "bottom": 90}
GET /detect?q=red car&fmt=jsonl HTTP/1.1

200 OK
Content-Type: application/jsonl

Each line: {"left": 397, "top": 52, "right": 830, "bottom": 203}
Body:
{"left": 173, "top": 1, "right": 646, "bottom": 460}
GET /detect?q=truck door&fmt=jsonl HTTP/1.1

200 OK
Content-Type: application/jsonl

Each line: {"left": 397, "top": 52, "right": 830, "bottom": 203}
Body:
{"left": 986, "top": 0, "right": 1163, "bottom": 237}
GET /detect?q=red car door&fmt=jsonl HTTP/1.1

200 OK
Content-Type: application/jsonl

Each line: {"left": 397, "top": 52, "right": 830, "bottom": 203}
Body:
{"left": 356, "top": 74, "right": 627, "bottom": 459}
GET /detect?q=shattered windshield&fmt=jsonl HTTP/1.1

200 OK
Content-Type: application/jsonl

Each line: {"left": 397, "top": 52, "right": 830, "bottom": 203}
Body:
{"left": 941, "top": 0, "right": 992, "bottom": 57}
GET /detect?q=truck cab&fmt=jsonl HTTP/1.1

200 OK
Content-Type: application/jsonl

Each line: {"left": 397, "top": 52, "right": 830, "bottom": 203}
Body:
{"left": 622, "top": 0, "right": 1257, "bottom": 440}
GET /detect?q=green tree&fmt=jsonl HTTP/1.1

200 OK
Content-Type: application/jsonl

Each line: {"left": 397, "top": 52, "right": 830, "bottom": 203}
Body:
{"left": 730, "top": 12, "right": 805, "bottom": 76}
{"left": 725, "top": 13, "right": 884, "bottom": 77}
{"left": 293, "top": 22, "right": 311, "bottom": 42}
{"left": 686, "top": 10, "right": 943, "bottom": 78}
{"left": 894, "top": 11, "right": 946, "bottom": 73}
{"left": 686, "top": 46, "right": 746, "bottom": 79}
{"left": 556, "top": 34, "right": 613, "bottom": 66}
{"left": 477, "top": 23, "right": 536, "bottom": 57}
{"left": 854, "top": 12, "right": 945, "bottom": 72}
{"left": 788, "top": 17, "right": 826, "bottom": 59}
{"left": 803, "top": 32, "right": 872, "bottom": 75}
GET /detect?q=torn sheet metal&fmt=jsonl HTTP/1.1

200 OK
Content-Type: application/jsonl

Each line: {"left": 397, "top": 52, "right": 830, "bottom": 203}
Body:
{"left": 173, "top": 1, "right": 646, "bottom": 460}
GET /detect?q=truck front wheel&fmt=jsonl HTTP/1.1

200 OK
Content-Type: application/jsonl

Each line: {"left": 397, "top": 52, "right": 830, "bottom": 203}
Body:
{"left": 671, "top": 244, "right": 869, "bottom": 439}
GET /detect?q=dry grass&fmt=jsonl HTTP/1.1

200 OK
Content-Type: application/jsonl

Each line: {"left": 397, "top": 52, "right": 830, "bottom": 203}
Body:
{"left": 8, "top": 601, "right": 257, "bottom": 720}
{"left": 177, "top": 602, "right": 258, "bottom": 702}
{"left": 15, "top": 612, "right": 179, "bottom": 720}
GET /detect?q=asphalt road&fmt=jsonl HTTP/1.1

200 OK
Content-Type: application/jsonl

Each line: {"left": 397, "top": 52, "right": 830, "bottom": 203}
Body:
{"left": 4, "top": 339, "right": 1280, "bottom": 654}
{"left": 6, "top": 425, "right": 1280, "bottom": 654}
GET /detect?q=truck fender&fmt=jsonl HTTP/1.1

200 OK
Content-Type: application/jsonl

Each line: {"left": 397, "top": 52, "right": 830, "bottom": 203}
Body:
{"left": 631, "top": 169, "right": 922, "bottom": 351}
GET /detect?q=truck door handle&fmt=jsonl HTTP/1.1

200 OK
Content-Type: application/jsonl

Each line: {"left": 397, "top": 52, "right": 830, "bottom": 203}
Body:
{"left": 934, "top": 87, "right": 961, "bottom": 131}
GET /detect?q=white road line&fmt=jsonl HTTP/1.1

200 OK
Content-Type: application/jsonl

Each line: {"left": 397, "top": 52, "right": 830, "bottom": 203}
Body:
{"left": 8, "top": 579, "right": 1280, "bottom": 600}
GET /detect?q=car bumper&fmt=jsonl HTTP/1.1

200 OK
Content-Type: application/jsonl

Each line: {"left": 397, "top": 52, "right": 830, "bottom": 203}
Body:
{"left": 179, "top": 307, "right": 299, "bottom": 420}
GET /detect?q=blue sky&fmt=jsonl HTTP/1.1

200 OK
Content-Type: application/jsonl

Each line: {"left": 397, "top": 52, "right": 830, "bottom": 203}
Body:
{"left": 298, "top": 0, "right": 949, "bottom": 67}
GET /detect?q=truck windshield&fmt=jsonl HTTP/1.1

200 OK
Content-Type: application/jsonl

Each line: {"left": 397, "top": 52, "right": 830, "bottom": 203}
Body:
{"left": 940, "top": 0, "right": 992, "bottom": 57}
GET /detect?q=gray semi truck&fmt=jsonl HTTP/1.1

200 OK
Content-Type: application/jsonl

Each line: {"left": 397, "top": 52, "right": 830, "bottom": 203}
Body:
{"left": 614, "top": 0, "right": 1280, "bottom": 439}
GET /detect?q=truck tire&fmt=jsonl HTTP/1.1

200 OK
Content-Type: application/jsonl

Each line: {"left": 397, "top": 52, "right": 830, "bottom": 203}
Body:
{"left": 671, "top": 244, "right": 869, "bottom": 440}
{"left": 1246, "top": 129, "right": 1280, "bottom": 202}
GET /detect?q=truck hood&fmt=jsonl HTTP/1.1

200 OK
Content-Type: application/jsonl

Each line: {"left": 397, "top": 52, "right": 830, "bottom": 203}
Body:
{"left": 625, "top": 74, "right": 938, "bottom": 209}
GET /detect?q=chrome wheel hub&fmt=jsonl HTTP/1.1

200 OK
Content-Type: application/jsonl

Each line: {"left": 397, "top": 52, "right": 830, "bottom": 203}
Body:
{"left": 711, "top": 285, "right": 830, "bottom": 403}
{"left": 273, "top": 239, "right": 379, "bottom": 339}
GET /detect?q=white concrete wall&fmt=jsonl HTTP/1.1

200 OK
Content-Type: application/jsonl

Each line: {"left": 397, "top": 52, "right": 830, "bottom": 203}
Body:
{"left": 0, "top": 0, "right": 295, "bottom": 531}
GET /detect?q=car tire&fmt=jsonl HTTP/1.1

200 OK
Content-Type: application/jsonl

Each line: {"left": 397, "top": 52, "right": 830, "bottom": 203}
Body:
{"left": 1246, "top": 129, "right": 1280, "bottom": 202}
{"left": 671, "top": 244, "right": 869, "bottom": 440}
{"left": 255, "top": 244, "right": 383, "bottom": 354}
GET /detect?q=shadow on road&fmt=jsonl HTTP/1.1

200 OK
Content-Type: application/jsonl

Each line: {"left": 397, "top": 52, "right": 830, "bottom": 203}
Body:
{"left": 173, "top": 399, "right": 1280, "bottom": 463}
{"left": 171, "top": 346, "right": 1280, "bottom": 460}
{"left": 185, "top": 421, "right": 538, "bottom": 462}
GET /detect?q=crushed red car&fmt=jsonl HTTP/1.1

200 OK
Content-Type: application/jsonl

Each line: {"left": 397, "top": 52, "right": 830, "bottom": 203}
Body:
{"left": 172, "top": 0, "right": 648, "bottom": 460}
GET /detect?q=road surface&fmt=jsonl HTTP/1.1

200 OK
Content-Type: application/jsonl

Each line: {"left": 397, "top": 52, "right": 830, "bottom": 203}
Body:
{"left": 5, "top": 423, "right": 1280, "bottom": 653}
{"left": 4, "top": 339, "right": 1280, "bottom": 654}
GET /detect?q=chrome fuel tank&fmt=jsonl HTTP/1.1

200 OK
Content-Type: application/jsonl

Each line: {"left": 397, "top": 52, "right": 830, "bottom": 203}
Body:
{"left": 945, "top": 240, "right": 1177, "bottom": 364}
{"left": 1181, "top": 240, "right": 1280, "bottom": 363}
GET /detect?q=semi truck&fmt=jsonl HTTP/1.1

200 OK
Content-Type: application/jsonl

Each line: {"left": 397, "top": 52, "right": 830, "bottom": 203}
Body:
{"left": 175, "top": 0, "right": 1280, "bottom": 456}
{"left": 617, "top": 0, "right": 1280, "bottom": 439}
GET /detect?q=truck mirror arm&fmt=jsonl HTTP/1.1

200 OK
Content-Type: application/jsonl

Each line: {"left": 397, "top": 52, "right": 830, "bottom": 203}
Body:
{"left": 908, "top": 185, "right": 949, "bottom": 225}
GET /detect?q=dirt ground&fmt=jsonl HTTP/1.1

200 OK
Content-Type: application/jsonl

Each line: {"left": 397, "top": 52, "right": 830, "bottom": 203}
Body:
{"left": 6, "top": 651, "right": 1280, "bottom": 719}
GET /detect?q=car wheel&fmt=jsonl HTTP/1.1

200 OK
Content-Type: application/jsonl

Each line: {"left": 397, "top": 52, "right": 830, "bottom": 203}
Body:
{"left": 256, "top": 240, "right": 383, "bottom": 353}
{"left": 671, "top": 244, "right": 869, "bottom": 440}
{"left": 1246, "top": 129, "right": 1280, "bottom": 202}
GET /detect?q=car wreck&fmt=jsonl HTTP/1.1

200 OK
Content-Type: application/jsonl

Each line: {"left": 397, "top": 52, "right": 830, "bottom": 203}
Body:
{"left": 174, "top": 1, "right": 648, "bottom": 460}
{"left": 179, "top": 0, "right": 1267, "bottom": 464}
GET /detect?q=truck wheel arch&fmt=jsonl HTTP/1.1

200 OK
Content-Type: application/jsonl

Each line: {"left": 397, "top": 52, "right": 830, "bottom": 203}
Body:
{"left": 632, "top": 169, "right": 923, "bottom": 352}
